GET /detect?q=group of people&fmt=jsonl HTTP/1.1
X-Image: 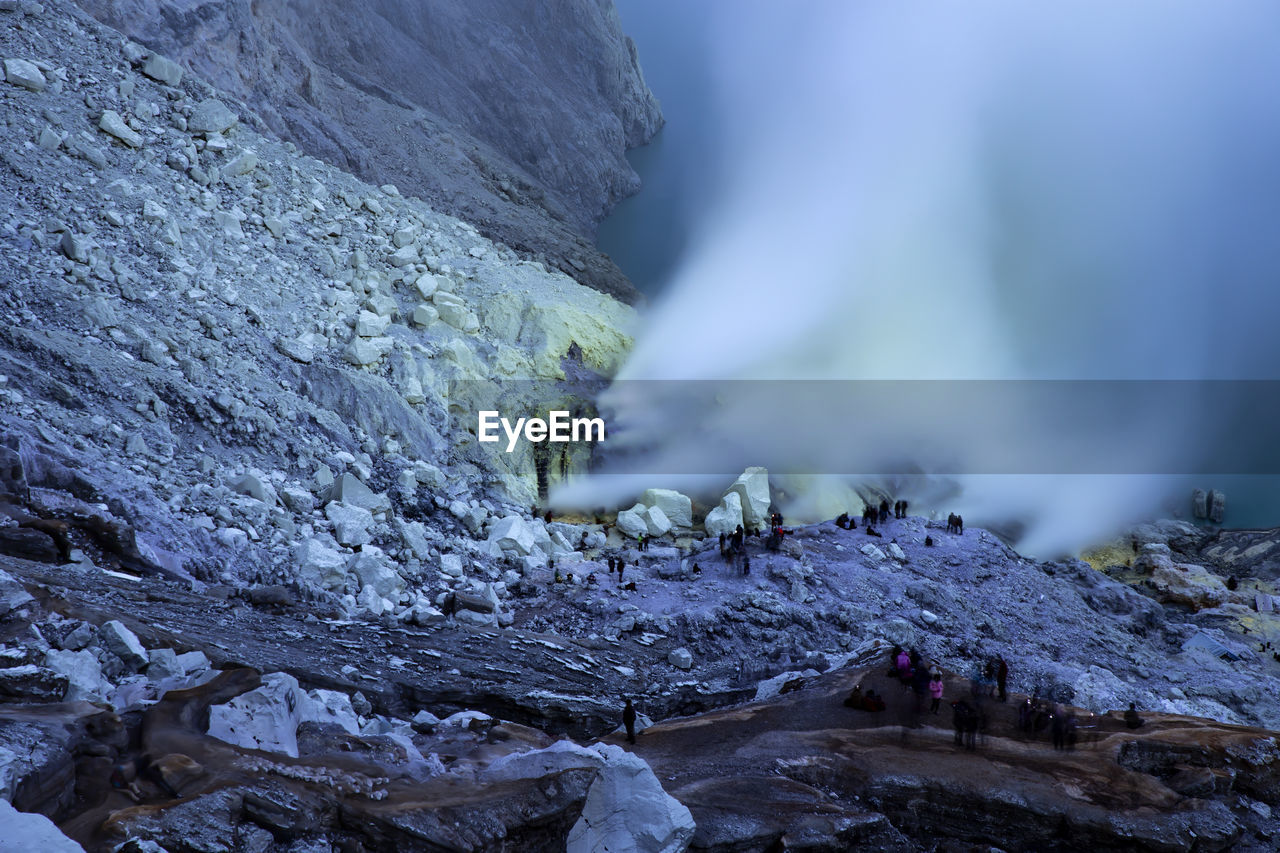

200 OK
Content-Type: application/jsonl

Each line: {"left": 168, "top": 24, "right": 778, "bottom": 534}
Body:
{"left": 862, "top": 501, "right": 891, "bottom": 526}
{"left": 1017, "top": 699, "right": 1081, "bottom": 750}
{"left": 716, "top": 525, "right": 755, "bottom": 575}
{"left": 971, "top": 656, "right": 1009, "bottom": 703}
{"left": 888, "top": 646, "right": 948, "bottom": 715}
{"left": 946, "top": 513, "right": 964, "bottom": 534}
{"left": 842, "top": 684, "right": 887, "bottom": 711}
{"left": 718, "top": 525, "right": 747, "bottom": 559}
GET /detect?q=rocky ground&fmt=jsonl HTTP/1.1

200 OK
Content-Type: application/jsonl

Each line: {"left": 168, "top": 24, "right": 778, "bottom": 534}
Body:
{"left": 3, "top": 1, "right": 1280, "bottom": 851}
{"left": 71, "top": 0, "right": 664, "bottom": 303}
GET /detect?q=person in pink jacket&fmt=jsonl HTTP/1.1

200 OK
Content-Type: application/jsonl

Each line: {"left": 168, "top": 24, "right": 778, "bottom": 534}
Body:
{"left": 929, "top": 666, "right": 945, "bottom": 714}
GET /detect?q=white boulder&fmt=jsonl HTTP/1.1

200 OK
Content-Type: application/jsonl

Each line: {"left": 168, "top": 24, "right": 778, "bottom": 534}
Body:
{"left": 860, "top": 543, "right": 887, "bottom": 562}
{"left": 487, "top": 515, "right": 536, "bottom": 556}
{"left": 100, "top": 620, "right": 149, "bottom": 670}
{"left": 437, "top": 302, "right": 480, "bottom": 334}
{"left": 726, "top": 467, "right": 770, "bottom": 529}
{"left": 325, "top": 473, "right": 391, "bottom": 513}
{"left": 98, "top": 110, "right": 143, "bottom": 148}
{"left": 566, "top": 744, "right": 695, "bottom": 853}
{"left": 0, "top": 799, "right": 85, "bottom": 852}
{"left": 640, "top": 489, "right": 693, "bottom": 529}
{"left": 615, "top": 508, "right": 649, "bottom": 540}
{"left": 4, "top": 58, "right": 46, "bottom": 92}
{"left": 412, "top": 304, "right": 439, "bottom": 326}
{"left": 302, "top": 689, "right": 361, "bottom": 734}
{"left": 357, "top": 584, "right": 391, "bottom": 617}
{"left": 228, "top": 471, "right": 278, "bottom": 505}
{"left": 176, "top": 651, "right": 211, "bottom": 675}
{"left": 439, "top": 553, "right": 465, "bottom": 577}
{"left": 397, "top": 519, "right": 432, "bottom": 561}
{"left": 142, "top": 53, "right": 184, "bottom": 87}
{"left": 355, "top": 310, "right": 391, "bottom": 337}
{"left": 412, "top": 273, "right": 440, "bottom": 300}
{"left": 350, "top": 548, "right": 403, "bottom": 598}
{"left": 326, "top": 501, "right": 374, "bottom": 547}
{"left": 668, "top": 648, "right": 693, "bottom": 670}
{"left": 43, "top": 649, "right": 108, "bottom": 702}
{"left": 146, "top": 648, "right": 186, "bottom": 681}
{"left": 344, "top": 336, "right": 393, "bottom": 366}
{"left": 703, "top": 492, "right": 743, "bottom": 537}
{"left": 207, "top": 672, "right": 310, "bottom": 758}
{"left": 401, "top": 603, "right": 446, "bottom": 627}
{"left": 641, "top": 505, "right": 672, "bottom": 537}
{"left": 295, "top": 537, "right": 347, "bottom": 589}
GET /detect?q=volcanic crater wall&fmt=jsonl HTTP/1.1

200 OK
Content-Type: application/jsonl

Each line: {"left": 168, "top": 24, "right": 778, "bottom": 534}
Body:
{"left": 73, "top": 0, "right": 664, "bottom": 303}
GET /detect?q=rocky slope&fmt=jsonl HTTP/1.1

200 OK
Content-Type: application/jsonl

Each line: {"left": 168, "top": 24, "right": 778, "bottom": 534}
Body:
{"left": 0, "top": 0, "right": 634, "bottom": 590}
{"left": 71, "top": 0, "right": 664, "bottom": 302}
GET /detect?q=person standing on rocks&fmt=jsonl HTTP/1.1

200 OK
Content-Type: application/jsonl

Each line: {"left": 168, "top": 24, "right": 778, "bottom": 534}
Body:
{"left": 623, "top": 697, "right": 637, "bottom": 744}
{"left": 911, "top": 659, "right": 931, "bottom": 714}
{"left": 896, "top": 648, "right": 912, "bottom": 682}
{"left": 929, "top": 666, "right": 945, "bottom": 714}
{"left": 1051, "top": 704, "right": 1067, "bottom": 750}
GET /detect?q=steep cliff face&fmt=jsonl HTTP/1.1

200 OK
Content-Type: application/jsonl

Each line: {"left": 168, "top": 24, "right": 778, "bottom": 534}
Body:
{"left": 73, "top": 0, "right": 663, "bottom": 302}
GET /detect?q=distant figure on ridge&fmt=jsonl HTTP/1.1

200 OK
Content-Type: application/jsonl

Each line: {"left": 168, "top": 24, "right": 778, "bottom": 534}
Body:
{"left": 623, "top": 697, "right": 637, "bottom": 744}
{"left": 1125, "top": 702, "right": 1144, "bottom": 729}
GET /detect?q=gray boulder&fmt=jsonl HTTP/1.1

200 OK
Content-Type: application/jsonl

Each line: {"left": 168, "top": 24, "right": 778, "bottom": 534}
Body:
{"left": 142, "top": 52, "right": 183, "bottom": 86}
{"left": 100, "top": 619, "right": 148, "bottom": 669}
{"left": 326, "top": 501, "right": 374, "bottom": 547}
{"left": 188, "top": 98, "right": 238, "bottom": 134}
{"left": 3, "top": 58, "right": 46, "bottom": 91}
{"left": 487, "top": 515, "right": 535, "bottom": 556}
{"left": 324, "top": 473, "right": 391, "bottom": 513}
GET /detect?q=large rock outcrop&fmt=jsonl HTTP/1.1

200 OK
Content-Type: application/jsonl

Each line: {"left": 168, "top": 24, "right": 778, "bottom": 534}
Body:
{"left": 73, "top": 0, "right": 663, "bottom": 302}
{"left": 567, "top": 744, "right": 695, "bottom": 853}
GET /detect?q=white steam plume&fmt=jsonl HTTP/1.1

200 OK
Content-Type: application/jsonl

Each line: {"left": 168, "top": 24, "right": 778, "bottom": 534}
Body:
{"left": 560, "top": 1, "right": 1280, "bottom": 555}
